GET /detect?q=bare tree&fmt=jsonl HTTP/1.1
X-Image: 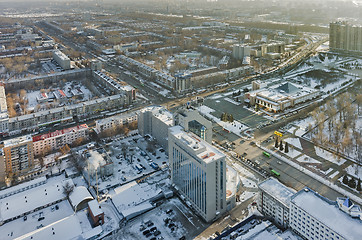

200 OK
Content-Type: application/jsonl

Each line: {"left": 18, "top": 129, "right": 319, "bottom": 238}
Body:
{"left": 63, "top": 181, "right": 74, "bottom": 197}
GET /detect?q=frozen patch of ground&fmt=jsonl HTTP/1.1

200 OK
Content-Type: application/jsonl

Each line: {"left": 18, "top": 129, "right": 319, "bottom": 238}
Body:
{"left": 346, "top": 165, "right": 362, "bottom": 179}
{"left": 295, "top": 155, "right": 320, "bottom": 164}
{"left": 314, "top": 146, "right": 346, "bottom": 166}
{"left": 284, "top": 138, "right": 302, "bottom": 149}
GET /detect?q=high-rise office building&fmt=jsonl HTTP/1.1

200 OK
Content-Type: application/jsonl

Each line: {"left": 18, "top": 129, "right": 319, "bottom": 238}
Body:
{"left": 330, "top": 21, "right": 362, "bottom": 54}
{"left": 168, "top": 125, "right": 226, "bottom": 222}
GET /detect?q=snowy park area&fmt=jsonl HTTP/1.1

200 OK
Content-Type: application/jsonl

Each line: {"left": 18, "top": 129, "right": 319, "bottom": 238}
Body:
{"left": 314, "top": 146, "right": 346, "bottom": 166}
{"left": 346, "top": 165, "right": 362, "bottom": 180}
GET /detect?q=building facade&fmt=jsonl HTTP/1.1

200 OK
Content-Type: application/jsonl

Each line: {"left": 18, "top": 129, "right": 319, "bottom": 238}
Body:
{"left": 138, "top": 106, "right": 174, "bottom": 152}
{"left": 0, "top": 85, "right": 9, "bottom": 136}
{"left": 7, "top": 94, "right": 127, "bottom": 134}
{"left": 95, "top": 111, "right": 138, "bottom": 134}
{"left": 245, "top": 81, "right": 320, "bottom": 113}
{"left": 168, "top": 125, "right": 226, "bottom": 222}
{"left": 258, "top": 178, "right": 296, "bottom": 229}
{"left": 289, "top": 188, "right": 362, "bottom": 240}
{"left": 2, "top": 135, "right": 34, "bottom": 176}
{"left": 53, "top": 50, "right": 71, "bottom": 70}
{"left": 32, "top": 124, "right": 89, "bottom": 156}
{"left": 330, "top": 22, "right": 362, "bottom": 54}
{"left": 232, "top": 44, "right": 251, "bottom": 60}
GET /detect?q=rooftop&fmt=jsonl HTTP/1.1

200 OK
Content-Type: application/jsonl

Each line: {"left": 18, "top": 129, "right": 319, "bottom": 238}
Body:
{"left": 88, "top": 199, "right": 103, "bottom": 216}
{"left": 258, "top": 178, "right": 296, "bottom": 207}
{"left": 0, "top": 176, "right": 72, "bottom": 222}
{"left": 32, "top": 124, "right": 88, "bottom": 142}
{"left": 15, "top": 215, "right": 82, "bottom": 240}
{"left": 291, "top": 188, "right": 362, "bottom": 239}
{"left": 53, "top": 50, "right": 69, "bottom": 61}
{"left": 3, "top": 135, "right": 32, "bottom": 148}
{"left": 169, "top": 125, "right": 224, "bottom": 164}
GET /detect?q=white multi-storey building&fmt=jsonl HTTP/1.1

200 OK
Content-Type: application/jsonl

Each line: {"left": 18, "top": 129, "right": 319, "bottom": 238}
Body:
{"left": 168, "top": 125, "right": 226, "bottom": 222}
{"left": 0, "top": 85, "right": 9, "bottom": 136}
{"left": 138, "top": 106, "right": 174, "bottom": 152}
{"left": 53, "top": 50, "right": 71, "bottom": 70}
{"left": 289, "top": 188, "right": 362, "bottom": 240}
{"left": 32, "top": 124, "right": 88, "bottom": 156}
{"left": 258, "top": 178, "right": 296, "bottom": 229}
{"left": 95, "top": 111, "right": 138, "bottom": 134}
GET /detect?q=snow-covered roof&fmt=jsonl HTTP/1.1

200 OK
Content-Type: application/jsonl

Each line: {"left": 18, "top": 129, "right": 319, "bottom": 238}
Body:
{"left": 258, "top": 178, "right": 296, "bottom": 207}
{"left": 291, "top": 188, "right": 362, "bottom": 239}
{"left": 81, "top": 225, "right": 102, "bottom": 239}
{"left": 112, "top": 181, "right": 161, "bottom": 213}
{"left": 0, "top": 177, "right": 71, "bottom": 222}
{"left": 14, "top": 215, "right": 82, "bottom": 240}
{"left": 169, "top": 125, "right": 225, "bottom": 164}
{"left": 68, "top": 186, "right": 93, "bottom": 210}
{"left": 0, "top": 176, "right": 47, "bottom": 199}
{"left": 120, "top": 202, "right": 154, "bottom": 220}
{"left": 88, "top": 199, "right": 103, "bottom": 216}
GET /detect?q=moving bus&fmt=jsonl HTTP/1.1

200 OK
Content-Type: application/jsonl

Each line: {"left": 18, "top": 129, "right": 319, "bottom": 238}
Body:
{"left": 263, "top": 151, "right": 271, "bottom": 158}
{"left": 271, "top": 169, "right": 280, "bottom": 177}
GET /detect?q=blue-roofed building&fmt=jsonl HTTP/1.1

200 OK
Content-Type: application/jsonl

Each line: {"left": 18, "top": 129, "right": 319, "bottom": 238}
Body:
{"left": 337, "top": 197, "right": 362, "bottom": 218}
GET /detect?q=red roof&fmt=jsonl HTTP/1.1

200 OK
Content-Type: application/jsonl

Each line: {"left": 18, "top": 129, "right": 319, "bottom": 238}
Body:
{"left": 32, "top": 124, "right": 88, "bottom": 142}
{"left": 58, "top": 90, "right": 66, "bottom": 97}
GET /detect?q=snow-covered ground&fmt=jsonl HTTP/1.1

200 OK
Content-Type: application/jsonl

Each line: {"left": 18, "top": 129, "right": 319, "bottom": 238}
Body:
{"left": 19, "top": 80, "right": 95, "bottom": 113}
{"left": 224, "top": 97, "right": 241, "bottom": 105}
{"left": 314, "top": 146, "right": 346, "bottom": 166}
{"left": 276, "top": 147, "right": 301, "bottom": 159}
{"left": 226, "top": 165, "right": 239, "bottom": 198}
{"left": 284, "top": 138, "right": 303, "bottom": 149}
{"left": 108, "top": 198, "right": 204, "bottom": 240}
{"left": 198, "top": 105, "right": 248, "bottom": 137}
{"left": 89, "top": 134, "right": 169, "bottom": 191}
{"left": 346, "top": 165, "right": 362, "bottom": 179}
{"left": 329, "top": 171, "right": 339, "bottom": 179}
{"left": 295, "top": 155, "right": 320, "bottom": 164}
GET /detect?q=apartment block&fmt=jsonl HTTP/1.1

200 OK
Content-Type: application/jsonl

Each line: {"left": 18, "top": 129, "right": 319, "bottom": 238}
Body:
{"left": 2, "top": 135, "right": 34, "bottom": 176}
{"left": 32, "top": 124, "right": 89, "bottom": 156}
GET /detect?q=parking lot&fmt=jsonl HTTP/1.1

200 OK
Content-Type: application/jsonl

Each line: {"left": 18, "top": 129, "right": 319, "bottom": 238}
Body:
{"left": 94, "top": 134, "right": 169, "bottom": 192}
{"left": 108, "top": 198, "right": 209, "bottom": 240}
